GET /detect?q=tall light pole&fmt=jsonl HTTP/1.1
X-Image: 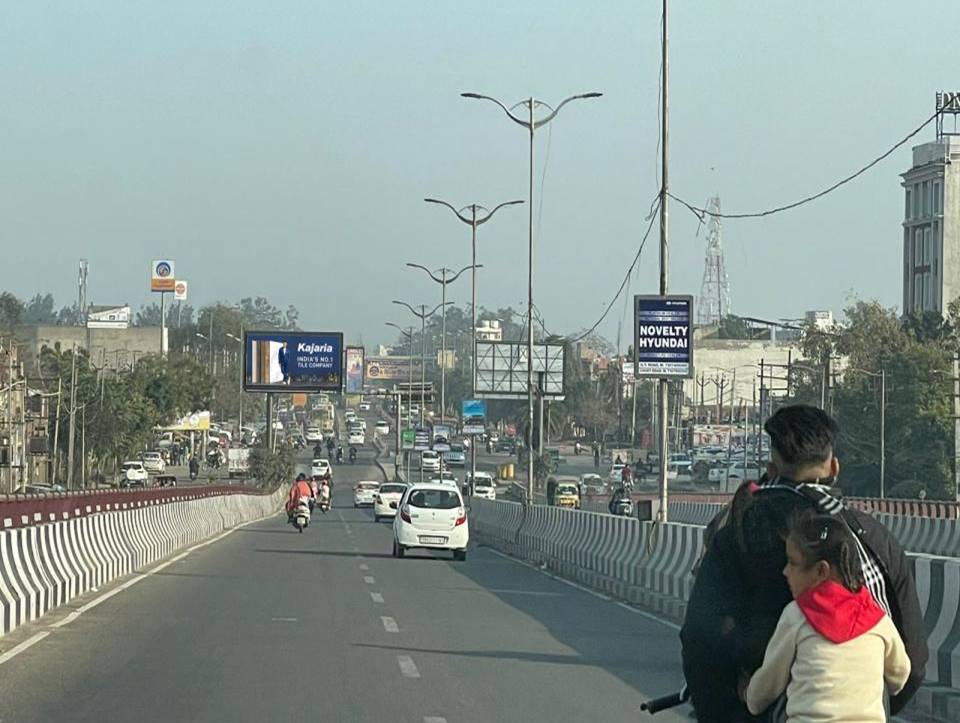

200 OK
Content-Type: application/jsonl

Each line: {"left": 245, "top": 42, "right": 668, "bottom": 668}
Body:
{"left": 392, "top": 301, "right": 451, "bottom": 427}
{"left": 195, "top": 332, "right": 212, "bottom": 375}
{"left": 845, "top": 366, "right": 887, "bottom": 499}
{"left": 424, "top": 198, "right": 523, "bottom": 488}
{"left": 385, "top": 322, "right": 415, "bottom": 428}
{"left": 462, "top": 90, "right": 602, "bottom": 502}
{"left": 656, "top": 0, "right": 671, "bottom": 522}
{"left": 226, "top": 331, "right": 243, "bottom": 436}
{"left": 405, "top": 263, "right": 480, "bottom": 425}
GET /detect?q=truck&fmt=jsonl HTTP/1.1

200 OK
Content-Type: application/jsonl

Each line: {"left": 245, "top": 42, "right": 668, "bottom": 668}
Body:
{"left": 227, "top": 448, "right": 251, "bottom": 478}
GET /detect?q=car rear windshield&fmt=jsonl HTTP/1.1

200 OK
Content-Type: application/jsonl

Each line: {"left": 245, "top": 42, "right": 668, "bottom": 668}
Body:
{"left": 380, "top": 485, "right": 405, "bottom": 494}
{"left": 408, "top": 489, "right": 461, "bottom": 509}
{"left": 474, "top": 480, "right": 493, "bottom": 488}
{"left": 358, "top": 482, "right": 379, "bottom": 490}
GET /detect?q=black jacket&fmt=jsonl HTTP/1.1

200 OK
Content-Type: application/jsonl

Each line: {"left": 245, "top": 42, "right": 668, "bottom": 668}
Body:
{"left": 680, "top": 482, "right": 928, "bottom": 722}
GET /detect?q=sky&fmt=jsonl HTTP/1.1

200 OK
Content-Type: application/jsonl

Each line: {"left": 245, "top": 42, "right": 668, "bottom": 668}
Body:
{"left": 1, "top": 1, "right": 957, "bottom": 351}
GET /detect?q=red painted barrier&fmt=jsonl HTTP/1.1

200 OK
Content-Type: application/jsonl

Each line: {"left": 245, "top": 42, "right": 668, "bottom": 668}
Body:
{"left": 0, "top": 484, "right": 277, "bottom": 530}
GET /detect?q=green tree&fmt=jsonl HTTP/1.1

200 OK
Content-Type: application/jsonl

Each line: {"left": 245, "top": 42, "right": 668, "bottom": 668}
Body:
{"left": 0, "top": 291, "right": 24, "bottom": 333}
{"left": 22, "top": 293, "right": 57, "bottom": 324}
{"left": 717, "top": 314, "right": 754, "bottom": 340}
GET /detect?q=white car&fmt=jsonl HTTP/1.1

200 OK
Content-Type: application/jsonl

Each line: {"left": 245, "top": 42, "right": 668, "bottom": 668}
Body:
{"left": 359, "top": 401, "right": 371, "bottom": 412}
{"left": 609, "top": 463, "right": 626, "bottom": 483}
{"left": 471, "top": 473, "right": 496, "bottom": 500}
{"left": 344, "top": 410, "right": 357, "bottom": 422}
{"left": 141, "top": 452, "right": 165, "bottom": 473}
{"left": 358, "top": 419, "right": 367, "bottom": 432}
{"left": 121, "top": 461, "right": 149, "bottom": 486}
{"left": 375, "top": 420, "right": 390, "bottom": 436}
{"left": 305, "top": 427, "right": 323, "bottom": 443}
{"left": 348, "top": 430, "right": 365, "bottom": 446}
{"left": 429, "top": 470, "right": 458, "bottom": 486}
{"left": 311, "top": 458, "right": 332, "bottom": 477}
{"left": 420, "top": 450, "right": 441, "bottom": 473}
{"left": 374, "top": 482, "right": 407, "bottom": 522}
{"left": 393, "top": 483, "right": 469, "bottom": 561}
{"left": 354, "top": 481, "right": 380, "bottom": 507}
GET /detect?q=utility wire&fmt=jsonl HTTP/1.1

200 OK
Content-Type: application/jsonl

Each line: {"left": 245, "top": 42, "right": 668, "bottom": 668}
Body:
{"left": 671, "top": 110, "right": 940, "bottom": 221}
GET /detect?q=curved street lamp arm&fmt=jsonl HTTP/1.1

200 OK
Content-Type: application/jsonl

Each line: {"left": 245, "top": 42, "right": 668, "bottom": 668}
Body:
{"left": 461, "top": 92, "right": 529, "bottom": 129}
{"left": 476, "top": 199, "right": 524, "bottom": 226}
{"left": 446, "top": 264, "right": 482, "bottom": 285}
{"left": 392, "top": 300, "right": 423, "bottom": 319}
{"left": 385, "top": 321, "right": 413, "bottom": 339}
{"left": 532, "top": 92, "right": 603, "bottom": 130}
{"left": 426, "top": 301, "right": 455, "bottom": 319}
{"left": 424, "top": 197, "right": 473, "bottom": 226}
{"left": 406, "top": 262, "right": 444, "bottom": 284}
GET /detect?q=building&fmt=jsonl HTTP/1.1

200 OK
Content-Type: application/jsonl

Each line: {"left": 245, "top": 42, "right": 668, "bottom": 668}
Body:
{"left": 86, "top": 304, "right": 131, "bottom": 329}
{"left": 805, "top": 310, "right": 834, "bottom": 332}
{"left": 475, "top": 320, "right": 502, "bottom": 342}
{"left": 16, "top": 323, "right": 163, "bottom": 373}
{"left": 901, "top": 134, "right": 960, "bottom": 314}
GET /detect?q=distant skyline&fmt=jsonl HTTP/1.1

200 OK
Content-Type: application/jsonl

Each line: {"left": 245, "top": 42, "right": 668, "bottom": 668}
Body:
{"left": 1, "top": 2, "right": 958, "bottom": 351}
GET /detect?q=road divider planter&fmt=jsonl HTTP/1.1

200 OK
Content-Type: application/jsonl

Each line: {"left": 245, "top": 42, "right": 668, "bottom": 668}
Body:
{"left": 470, "top": 498, "right": 960, "bottom": 695}
{"left": 0, "top": 486, "right": 285, "bottom": 639}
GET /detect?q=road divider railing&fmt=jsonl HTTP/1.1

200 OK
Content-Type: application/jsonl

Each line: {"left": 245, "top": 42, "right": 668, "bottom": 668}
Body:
{"left": 469, "top": 498, "right": 960, "bottom": 696}
{"left": 0, "top": 485, "right": 285, "bottom": 639}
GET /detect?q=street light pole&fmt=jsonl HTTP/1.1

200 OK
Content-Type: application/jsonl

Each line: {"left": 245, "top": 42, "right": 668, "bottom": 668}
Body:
{"left": 657, "top": 0, "right": 671, "bottom": 522}
{"left": 462, "top": 90, "right": 602, "bottom": 503}
{"left": 405, "top": 263, "right": 479, "bottom": 425}
{"left": 392, "top": 300, "right": 451, "bottom": 428}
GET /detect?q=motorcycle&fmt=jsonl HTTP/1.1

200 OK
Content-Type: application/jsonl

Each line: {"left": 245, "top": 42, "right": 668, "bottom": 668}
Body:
{"left": 610, "top": 496, "right": 634, "bottom": 517}
{"left": 318, "top": 487, "right": 331, "bottom": 513}
{"left": 293, "top": 498, "right": 311, "bottom": 532}
{"left": 336, "top": 447, "right": 343, "bottom": 464}
{"left": 348, "top": 447, "right": 357, "bottom": 464}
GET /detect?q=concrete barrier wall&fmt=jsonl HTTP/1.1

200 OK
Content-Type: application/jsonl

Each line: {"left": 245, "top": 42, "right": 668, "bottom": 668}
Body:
{"left": 470, "top": 499, "right": 960, "bottom": 692}
{"left": 0, "top": 487, "right": 284, "bottom": 639}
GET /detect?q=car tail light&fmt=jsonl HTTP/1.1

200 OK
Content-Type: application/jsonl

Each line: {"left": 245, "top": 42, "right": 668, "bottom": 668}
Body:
{"left": 454, "top": 507, "right": 467, "bottom": 526}
{"left": 400, "top": 505, "right": 412, "bottom": 523}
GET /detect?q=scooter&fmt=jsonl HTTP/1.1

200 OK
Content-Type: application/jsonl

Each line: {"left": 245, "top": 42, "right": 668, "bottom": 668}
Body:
{"left": 293, "top": 498, "right": 311, "bottom": 532}
{"left": 348, "top": 447, "right": 357, "bottom": 464}
{"left": 318, "top": 488, "right": 331, "bottom": 513}
{"left": 610, "top": 497, "right": 634, "bottom": 517}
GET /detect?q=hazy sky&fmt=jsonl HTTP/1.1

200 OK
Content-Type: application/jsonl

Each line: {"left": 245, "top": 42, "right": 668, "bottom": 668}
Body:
{"left": 1, "top": 2, "right": 957, "bottom": 350}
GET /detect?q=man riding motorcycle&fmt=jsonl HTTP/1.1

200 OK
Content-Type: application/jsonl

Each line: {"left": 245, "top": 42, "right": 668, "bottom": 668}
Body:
{"left": 336, "top": 445, "right": 343, "bottom": 464}
{"left": 286, "top": 473, "right": 314, "bottom": 519}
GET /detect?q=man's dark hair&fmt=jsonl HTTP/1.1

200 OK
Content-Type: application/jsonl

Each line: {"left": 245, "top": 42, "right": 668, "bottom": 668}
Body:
{"left": 763, "top": 404, "right": 838, "bottom": 468}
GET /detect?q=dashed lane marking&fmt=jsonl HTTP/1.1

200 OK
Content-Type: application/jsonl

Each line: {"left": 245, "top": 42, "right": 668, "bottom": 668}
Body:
{"left": 397, "top": 655, "right": 420, "bottom": 678}
{"left": 370, "top": 592, "right": 384, "bottom": 603}
{"left": 424, "top": 718, "right": 448, "bottom": 723}
{"left": 363, "top": 576, "right": 375, "bottom": 584}
{"left": 381, "top": 616, "right": 399, "bottom": 633}
{"left": 271, "top": 618, "right": 298, "bottom": 622}
{"left": 359, "top": 563, "right": 370, "bottom": 570}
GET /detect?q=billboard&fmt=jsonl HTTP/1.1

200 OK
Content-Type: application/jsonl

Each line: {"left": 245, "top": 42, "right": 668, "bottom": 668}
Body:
{"left": 243, "top": 330, "right": 344, "bottom": 392}
{"left": 150, "top": 259, "right": 176, "bottom": 292}
{"left": 474, "top": 341, "right": 565, "bottom": 400}
{"left": 432, "top": 424, "right": 452, "bottom": 452}
{"left": 633, "top": 295, "right": 694, "bottom": 379}
{"left": 174, "top": 280, "right": 188, "bottom": 301}
{"left": 366, "top": 356, "right": 423, "bottom": 381}
{"left": 413, "top": 426, "right": 431, "bottom": 451}
{"left": 462, "top": 399, "right": 486, "bottom": 435}
{"left": 345, "top": 346, "right": 365, "bottom": 395}
{"left": 401, "top": 428, "right": 415, "bottom": 451}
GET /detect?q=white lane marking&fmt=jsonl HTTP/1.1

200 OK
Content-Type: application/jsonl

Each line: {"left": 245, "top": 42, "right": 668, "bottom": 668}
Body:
{"left": 397, "top": 655, "right": 420, "bottom": 678}
{"left": 0, "top": 632, "right": 49, "bottom": 665}
{"left": 485, "top": 548, "right": 611, "bottom": 601}
{"left": 381, "top": 616, "right": 399, "bottom": 633}
{"left": 370, "top": 592, "right": 384, "bottom": 603}
{"left": 363, "top": 576, "right": 375, "bottom": 584}
{"left": 0, "top": 510, "right": 279, "bottom": 666}
{"left": 424, "top": 718, "right": 448, "bottom": 723}
{"left": 359, "top": 563, "right": 370, "bottom": 570}
{"left": 272, "top": 617, "right": 298, "bottom": 622}
{"left": 616, "top": 601, "right": 681, "bottom": 632}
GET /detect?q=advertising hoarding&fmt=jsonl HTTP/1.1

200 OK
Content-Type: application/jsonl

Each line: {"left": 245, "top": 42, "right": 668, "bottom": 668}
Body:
{"left": 173, "top": 280, "right": 188, "bottom": 301}
{"left": 150, "top": 259, "right": 176, "bottom": 292}
{"left": 633, "top": 295, "right": 694, "bottom": 379}
{"left": 401, "top": 428, "right": 415, "bottom": 451}
{"left": 345, "top": 346, "right": 365, "bottom": 394}
{"left": 243, "top": 330, "right": 344, "bottom": 392}
{"left": 365, "top": 356, "right": 423, "bottom": 381}
{"left": 474, "top": 341, "right": 565, "bottom": 400}
{"left": 462, "top": 399, "right": 486, "bottom": 435}
{"left": 432, "top": 424, "right": 452, "bottom": 452}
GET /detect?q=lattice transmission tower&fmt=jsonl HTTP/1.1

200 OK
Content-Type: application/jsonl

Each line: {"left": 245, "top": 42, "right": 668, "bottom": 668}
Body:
{"left": 696, "top": 197, "right": 731, "bottom": 326}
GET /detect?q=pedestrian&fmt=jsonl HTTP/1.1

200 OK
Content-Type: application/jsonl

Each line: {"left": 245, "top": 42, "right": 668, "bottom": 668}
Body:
{"left": 593, "top": 446, "right": 600, "bottom": 469}
{"left": 742, "top": 512, "right": 911, "bottom": 722}
{"left": 681, "top": 404, "right": 927, "bottom": 722}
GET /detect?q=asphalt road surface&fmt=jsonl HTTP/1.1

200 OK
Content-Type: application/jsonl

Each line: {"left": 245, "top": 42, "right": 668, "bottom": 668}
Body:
{"left": 0, "top": 450, "right": 687, "bottom": 723}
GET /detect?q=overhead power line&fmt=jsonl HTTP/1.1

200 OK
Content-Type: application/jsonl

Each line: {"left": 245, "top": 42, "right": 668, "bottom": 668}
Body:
{"left": 671, "top": 110, "right": 940, "bottom": 221}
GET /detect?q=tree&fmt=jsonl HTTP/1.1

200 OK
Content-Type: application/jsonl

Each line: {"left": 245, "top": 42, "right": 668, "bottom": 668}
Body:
{"left": 717, "top": 315, "right": 753, "bottom": 340}
{"left": 56, "top": 303, "right": 82, "bottom": 326}
{"left": 22, "top": 293, "right": 57, "bottom": 324}
{"left": 0, "top": 291, "right": 24, "bottom": 333}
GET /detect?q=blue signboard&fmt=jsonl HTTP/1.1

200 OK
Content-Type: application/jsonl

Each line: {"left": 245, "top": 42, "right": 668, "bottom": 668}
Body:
{"left": 244, "top": 330, "right": 344, "bottom": 392}
{"left": 633, "top": 295, "right": 694, "bottom": 379}
{"left": 462, "top": 399, "right": 486, "bottom": 435}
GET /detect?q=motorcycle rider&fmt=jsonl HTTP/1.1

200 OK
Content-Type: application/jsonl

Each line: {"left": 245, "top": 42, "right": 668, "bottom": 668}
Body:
{"left": 348, "top": 446, "right": 357, "bottom": 463}
{"left": 621, "top": 463, "right": 633, "bottom": 487}
{"left": 681, "top": 404, "right": 927, "bottom": 721}
{"left": 319, "top": 477, "right": 331, "bottom": 512}
{"left": 313, "top": 442, "right": 324, "bottom": 458}
{"left": 188, "top": 455, "right": 200, "bottom": 480}
{"left": 286, "top": 473, "right": 314, "bottom": 519}
{"left": 574, "top": 441, "right": 581, "bottom": 456}
{"left": 336, "top": 444, "right": 343, "bottom": 464}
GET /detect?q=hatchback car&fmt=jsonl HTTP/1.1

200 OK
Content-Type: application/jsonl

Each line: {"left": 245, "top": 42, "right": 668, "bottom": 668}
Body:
{"left": 393, "top": 484, "right": 468, "bottom": 560}
{"left": 373, "top": 482, "right": 407, "bottom": 522}
{"left": 348, "top": 430, "right": 365, "bottom": 446}
{"left": 471, "top": 474, "right": 496, "bottom": 500}
{"left": 305, "top": 427, "right": 323, "bottom": 443}
{"left": 375, "top": 420, "right": 390, "bottom": 436}
{"left": 359, "top": 401, "right": 371, "bottom": 411}
{"left": 354, "top": 481, "right": 380, "bottom": 507}
{"left": 443, "top": 443, "right": 466, "bottom": 467}
{"left": 311, "top": 458, "right": 332, "bottom": 477}
{"left": 141, "top": 451, "right": 165, "bottom": 473}
{"left": 420, "top": 450, "right": 441, "bottom": 473}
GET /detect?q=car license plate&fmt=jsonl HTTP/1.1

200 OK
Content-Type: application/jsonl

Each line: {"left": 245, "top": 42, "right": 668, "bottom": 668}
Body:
{"left": 419, "top": 535, "right": 447, "bottom": 545}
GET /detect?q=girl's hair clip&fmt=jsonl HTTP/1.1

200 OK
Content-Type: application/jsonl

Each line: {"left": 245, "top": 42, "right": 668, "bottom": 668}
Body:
{"left": 819, "top": 526, "right": 829, "bottom": 541}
